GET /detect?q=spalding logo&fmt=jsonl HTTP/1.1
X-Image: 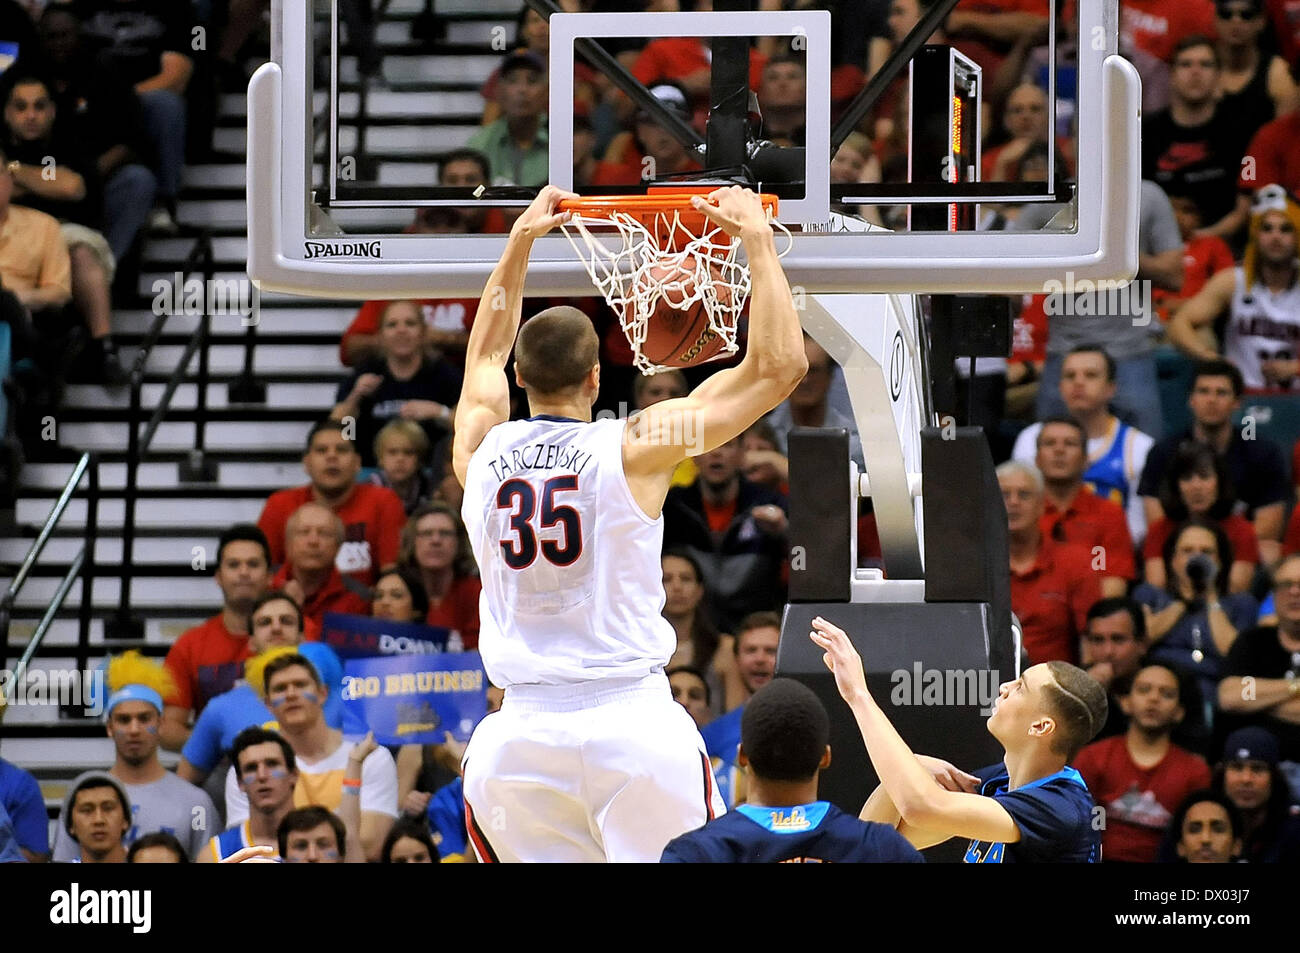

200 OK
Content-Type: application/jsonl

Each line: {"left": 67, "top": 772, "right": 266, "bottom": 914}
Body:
{"left": 678, "top": 328, "right": 718, "bottom": 363}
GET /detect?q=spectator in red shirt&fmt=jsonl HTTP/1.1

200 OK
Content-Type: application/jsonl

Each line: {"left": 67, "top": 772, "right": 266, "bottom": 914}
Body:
{"left": 1074, "top": 661, "right": 1212, "bottom": 862}
{"left": 1034, "top": 416, "right": 1137, "bottom": 596}
{"left": 1005, "top": 293, "right": 1049, "bottom": 420}
{"left": 631, "top": 2, "right": 766, "bottom": 115}
{"left": 1121, "top": 0, "right": 1218, "bottom": 64}
{"left": 1236, "top": 99, "right": 1300, "bottom": 201}
{"left": 1265, "top": 0, "right": 1300, "bottom": 63}
{"left": 946, "top": 0, "right": 1051, "bottom": 80}
{"left": 398, "top": 501, "right": 481, "bottom": 650}
{"left": 1143, "top": 442, "right": 1260, "bottom": 592}
{"left": 160, "top": 524, "right": 276, "bottom": 752}
{"left": 258, "top": 420, "right": 407, "bottom": 587}
{"left": 339, "top": 149, "right": 501, "bottom": 370}
{"left": 1152, "top": 192, "right": 1237, "bottom": 325}
{"left": 271, "top": 502, "right": 372, "bottom": 628}
{"left": 1000, "top": 460, "right": 1103, "bottom": 664}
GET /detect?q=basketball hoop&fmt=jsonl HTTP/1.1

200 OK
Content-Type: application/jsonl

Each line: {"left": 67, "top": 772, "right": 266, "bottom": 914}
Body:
{"left": 559, "top": 190, "right": 790, "bottom": 374}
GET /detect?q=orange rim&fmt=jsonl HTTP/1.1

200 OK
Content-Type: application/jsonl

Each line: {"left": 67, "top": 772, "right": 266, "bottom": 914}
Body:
{"left": 558, "top": 189, "right": 779, "bottom": 219}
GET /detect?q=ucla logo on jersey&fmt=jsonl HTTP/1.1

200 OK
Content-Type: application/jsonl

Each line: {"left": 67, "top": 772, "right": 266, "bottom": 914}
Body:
{"left": 964, "top": 840, "right": 1005, "bottom": 863}
{"left": 769, "top": 807, "right": 813, "bottom": 833}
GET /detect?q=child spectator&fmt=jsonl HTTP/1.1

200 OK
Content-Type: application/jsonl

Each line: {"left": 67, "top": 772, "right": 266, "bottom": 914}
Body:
{"left": 368, "top": 419, "right": 436, "bottom": 517}
{"left": 1152, "top": 192, "right": 1236, "bottom": 326}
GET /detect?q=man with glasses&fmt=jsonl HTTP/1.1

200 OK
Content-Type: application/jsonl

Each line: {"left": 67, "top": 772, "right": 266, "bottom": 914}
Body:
{"left": 999, "top": 461, "right": 1103, "bottom": 665}
{"left": 1218, "top": 553, "right": 1300, "bottom": 798}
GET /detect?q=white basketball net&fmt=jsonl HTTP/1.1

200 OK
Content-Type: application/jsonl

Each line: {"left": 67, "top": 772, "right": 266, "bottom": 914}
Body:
{"left": 561, "top": 207, "right": 751, "bottom": 375}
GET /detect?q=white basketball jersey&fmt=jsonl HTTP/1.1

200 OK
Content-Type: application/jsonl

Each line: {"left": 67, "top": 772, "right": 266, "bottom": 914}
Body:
{"left": 1225, "top": 268, "right": 1300, "bottom": 390}
{"left": 462, "top": 415, "right": 676, "bottom": 688}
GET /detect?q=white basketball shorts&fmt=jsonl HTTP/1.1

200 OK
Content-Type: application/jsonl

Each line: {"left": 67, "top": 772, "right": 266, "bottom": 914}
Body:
{"left": 461, "top": 672, "right": 725, "bottom": 862}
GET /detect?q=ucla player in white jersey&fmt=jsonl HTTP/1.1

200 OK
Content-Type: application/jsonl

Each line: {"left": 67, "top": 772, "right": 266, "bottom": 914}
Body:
{"left": 452, "top": 185, "right": 807, "bottom": 862}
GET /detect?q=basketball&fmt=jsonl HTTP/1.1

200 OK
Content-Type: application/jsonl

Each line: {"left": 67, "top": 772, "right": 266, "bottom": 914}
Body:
{"left": 638, "top": 259, "right": 733, "bottom": 368}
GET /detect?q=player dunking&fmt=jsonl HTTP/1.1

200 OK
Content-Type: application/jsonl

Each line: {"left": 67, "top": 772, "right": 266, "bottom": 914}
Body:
{"left": 453, "top": 185, "right": 807, "bottom": 862}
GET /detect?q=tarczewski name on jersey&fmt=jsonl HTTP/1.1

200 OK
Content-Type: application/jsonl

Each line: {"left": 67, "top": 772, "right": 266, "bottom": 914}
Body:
{"left": 487, "top": 442, "right": 595, "bottom": 481}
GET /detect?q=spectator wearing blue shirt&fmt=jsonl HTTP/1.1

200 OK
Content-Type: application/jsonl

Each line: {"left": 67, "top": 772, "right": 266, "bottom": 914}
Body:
{"left": 0, "top": 756, "right": 49, "bottom": 861}
{"left": 408, "top": 684, "right": 504, "bottom": 859}
{"left": 177, "top": 592, "right": 343, "bottom": 786}
{"left": 0, "top": 801, "right": 26, "bottom": 863}
{"left": 813, "top": 616, "right": 1108, "bottom": 862}
{"left": 662, "top": 679, "right": 923, "bottom": 863}
{"left": 700, "top": 612, "right": 780, "bottom": 808}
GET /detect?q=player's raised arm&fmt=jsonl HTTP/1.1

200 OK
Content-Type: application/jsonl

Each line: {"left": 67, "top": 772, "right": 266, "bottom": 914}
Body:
{"left": 453, "top": 185, "right": 577, "bottom": 486}
{"left": 810, "top": 617, "right": 1023, "bottom": 847}
{"left": 623, "top": 187, "right": 808, "bottom": 475}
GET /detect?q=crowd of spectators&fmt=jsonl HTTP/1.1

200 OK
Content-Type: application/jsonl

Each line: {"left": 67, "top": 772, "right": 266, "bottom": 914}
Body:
{"left": 3, "top": 0, "right": 1300, "bottom": 863}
